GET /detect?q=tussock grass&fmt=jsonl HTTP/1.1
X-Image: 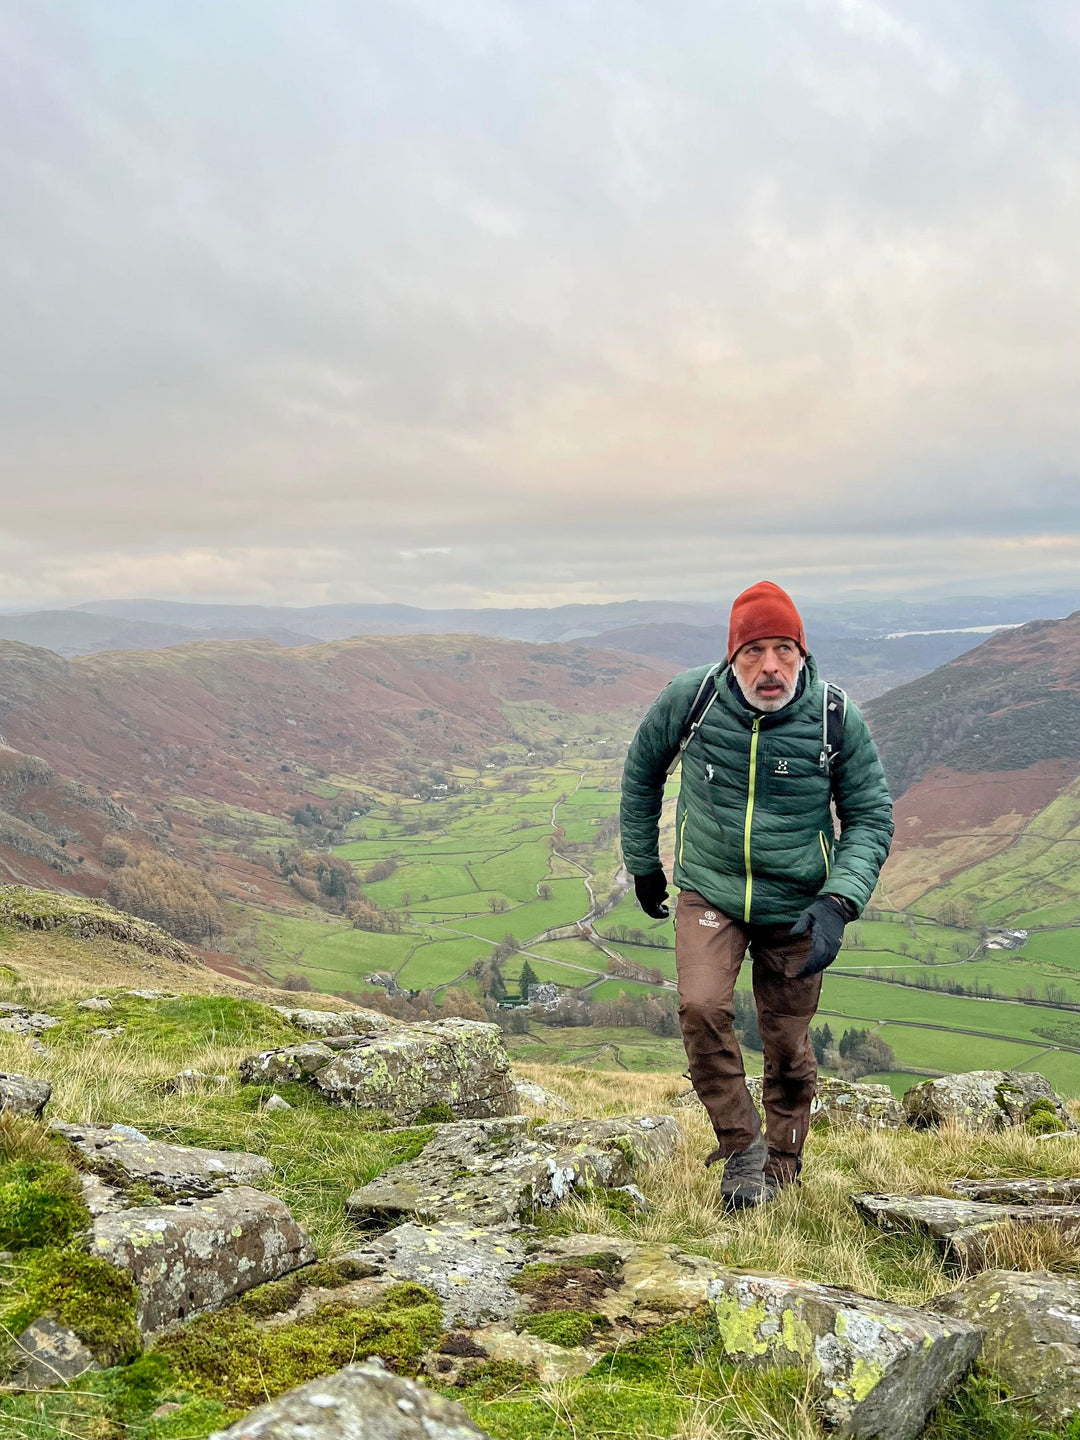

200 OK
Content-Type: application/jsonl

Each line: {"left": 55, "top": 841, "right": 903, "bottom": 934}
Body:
{"left": 517, "top": 1062, "right": 1080, "bottom": 1305}
{"left": 0, "top": 992, "right": 429, "bottom": 1256}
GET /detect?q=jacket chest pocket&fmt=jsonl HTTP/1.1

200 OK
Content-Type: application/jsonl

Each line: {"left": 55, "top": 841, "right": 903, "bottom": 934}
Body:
{"left": 755, "top": 743, "right": 831, "bottom": 804}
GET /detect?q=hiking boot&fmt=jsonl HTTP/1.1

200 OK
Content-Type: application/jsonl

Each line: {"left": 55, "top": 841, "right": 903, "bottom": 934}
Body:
{"left": 713, "top": 1135, "right": 775, "bottom": 1211}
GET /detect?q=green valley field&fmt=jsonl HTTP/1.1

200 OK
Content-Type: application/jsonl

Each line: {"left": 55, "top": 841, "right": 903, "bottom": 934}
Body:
{"left": 232, "top": 737, "right": 1080, "bottom": 1099}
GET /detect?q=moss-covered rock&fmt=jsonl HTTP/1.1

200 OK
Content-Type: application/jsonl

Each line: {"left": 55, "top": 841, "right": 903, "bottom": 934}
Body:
{"left": 152, "top": 1283, "right": 444, "bottom": 1410}
{"left": 705, "top": 1270, "right": 980, "bottom": 1440}
{"left": 934, "top": 1270, "right": 1080, "bottom": 1425}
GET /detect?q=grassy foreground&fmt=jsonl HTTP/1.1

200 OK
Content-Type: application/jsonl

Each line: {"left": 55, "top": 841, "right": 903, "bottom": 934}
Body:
{"left": 3, "top": 926, "right": 1080, "bottom": 1438}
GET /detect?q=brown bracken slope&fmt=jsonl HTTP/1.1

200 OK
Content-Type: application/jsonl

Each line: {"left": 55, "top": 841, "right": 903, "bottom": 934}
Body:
{"left": 0, "top": 635, "right": 669, "bottom": 896}
{"left": 867, "top": 612, "right": 1080, "bottom": 904}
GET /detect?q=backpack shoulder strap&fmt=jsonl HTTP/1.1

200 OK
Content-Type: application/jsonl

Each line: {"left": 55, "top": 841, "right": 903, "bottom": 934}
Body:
{"left": 665, "top": 664, "right": 723, "bottom": 776}
{"left": 821, "top": 682, "right": 848, "bottom": 780}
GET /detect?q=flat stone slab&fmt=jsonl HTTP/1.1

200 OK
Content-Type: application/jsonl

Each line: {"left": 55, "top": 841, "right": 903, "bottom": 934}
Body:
{"left": 346, "top": 1114, "right": 679, "bottom": 1229}
{"left": 950, "top": 1176, "right": 1080, "bottom": 1205}
{"left": 853, "top": 1192, "right": 1080, "bottom": 1264}
{"left": 313, "top": 1019, "right": 516, "bottom": 1122}
{"left": 531, "top": 1232, "right": 728, "bottom": 1329}
{"left": 53, "top": 1121, "right": 272, "bottom": 1200}
{"left": 0, "top": 1070, "right": 51, "bottom": 1117}
{"left": 91, "top": 1186, "right": 316, "bottom": 1335}
{"left": 347, "top": 1222, "right": 527, "bottom": 1327}
{"left": 706, "top": 1270, "right": 980, "bottom": 1440}
{"left": 206, "top": 1360, "right": 492, "bottom": 1439}
{"left": 902, "top": 1070, "right": 1075, "bottom": 1133}
{"left": 934, "top": 1270, "right": 1080, "bottom": 1424}
{"left": 271, "top": 1006, "right": 396, "bottom": 1036}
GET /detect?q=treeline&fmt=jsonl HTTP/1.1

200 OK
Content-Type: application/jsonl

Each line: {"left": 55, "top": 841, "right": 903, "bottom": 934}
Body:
{"left": 808, "top": 1022, "right": 897, "bottom": 1079}
{"left": 104, "top": 851, "right": 224, "bottom": 945}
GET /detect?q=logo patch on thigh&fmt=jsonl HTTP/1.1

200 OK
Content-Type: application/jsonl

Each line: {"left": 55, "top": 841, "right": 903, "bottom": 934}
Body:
{"left": 698, "top": 909, "right": 721, "bottom": 929}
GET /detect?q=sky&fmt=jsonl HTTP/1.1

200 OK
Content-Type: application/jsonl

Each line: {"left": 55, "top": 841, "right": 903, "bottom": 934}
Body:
{"left": 2, "top": 0, "right": 1080, "bottom": 610}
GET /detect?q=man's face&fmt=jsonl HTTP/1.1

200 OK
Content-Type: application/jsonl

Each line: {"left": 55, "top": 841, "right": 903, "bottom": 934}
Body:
{"left": 732, "top": 637, "right": 804, "bottom": 713}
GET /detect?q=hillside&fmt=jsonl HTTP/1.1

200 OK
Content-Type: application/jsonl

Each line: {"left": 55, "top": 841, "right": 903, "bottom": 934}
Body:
{"left": 2, "top": 926, "right": 1080, "bottom": 1439}
{"left": 0, "top": 634, "right": 667, "bottom": 896}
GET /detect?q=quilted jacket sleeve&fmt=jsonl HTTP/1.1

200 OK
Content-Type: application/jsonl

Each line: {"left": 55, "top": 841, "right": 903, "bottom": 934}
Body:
{"left": 823, "top": 701, "right": 894, "bottom": 915}
{"left": 619, "top": 670, "right": 704, "bottom": 877}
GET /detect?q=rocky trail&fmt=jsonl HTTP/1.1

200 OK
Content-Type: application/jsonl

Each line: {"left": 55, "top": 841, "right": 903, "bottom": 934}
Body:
{"left": 3, "top": 1000, "right": 1080, "bottom": 1439}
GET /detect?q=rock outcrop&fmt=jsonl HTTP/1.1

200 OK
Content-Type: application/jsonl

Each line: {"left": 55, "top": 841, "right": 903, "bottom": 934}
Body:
{"left": 934, "top": 1270, "right": 1080, "bottom": 1424}
{"left": 852, "top": 1192, "right": 1080, "bottom": 1264}
{"left": 0, "top": 1070, "right": 51, "bottom": 1117}
{"left": 53, "top": 1121, "right": 272, "bottom": 1200}
{"left": 241, "top": 1018, "right": 517, "bottom": 1123}
{"left": 91, "top": 1186, "right": 316, "bottom": 1336}
{"left": 901, "top": 1070, "right": 1075, "bottom": 1133}
{"left": 677, "top": 1075, "right": 904, "bottom": 1129}
{"left": 207, "top": 1360, "right": 493, "bottom": 1439}
{"left": 313, "top": 1020, "right": 516, "bottom": 1120}
{"left": 0, "top": 1006, "right": 60, "bottom": 1035}
{"left": 346, "top": 1114, "right": 679, "bottom": 1228}
{"left": 707, "top": 1271, "right": 980, "bottom": 1440}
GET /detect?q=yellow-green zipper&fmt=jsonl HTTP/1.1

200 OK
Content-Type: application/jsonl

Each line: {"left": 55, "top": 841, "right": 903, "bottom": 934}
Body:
{"left": 818, "top": 830, "right": 831, "bottom": 878}
{"left": 678, "top": 812, "right": 688, "bottom": 866}
{"left": 742, "top": 718, "right": 761, "bottom": 922}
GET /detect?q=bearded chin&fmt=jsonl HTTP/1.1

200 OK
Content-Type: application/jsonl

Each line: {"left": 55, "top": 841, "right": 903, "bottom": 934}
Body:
{"left": 734, "top": 672, "right": 795, "bottom": 712}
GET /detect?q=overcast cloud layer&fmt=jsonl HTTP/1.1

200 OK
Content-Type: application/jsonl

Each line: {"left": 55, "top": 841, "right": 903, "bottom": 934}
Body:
{"left": 2, "top": 0, "right": 1080, "bottom": 607}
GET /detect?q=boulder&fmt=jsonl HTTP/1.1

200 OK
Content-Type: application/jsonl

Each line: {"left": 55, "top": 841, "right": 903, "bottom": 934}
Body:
{"left": 264, "top": 1094, "right": 292, "bottom": 1112}
{"left": 902, "top": 1070, "right": 1075, "bottom": 1133}
{"left": 239, "top": 1042, "right": 334, "bottom": 1085}
{"left": 950, "top": 1176, "right": 1080, "bottom": 1205}
{"left": 0, "top": 1070, "right": 51, "bottom": 1117}
{"left": 346, "top": 1114, "right": 679, "bottom": 1229}
{"left": 272, "top": 1006, "right": 396, "bottom": 1037}
{"left": 678, "top": 1075, "right": 903, "bottom": 1129}
{"left": 53, "top": 1121, "right": 272, "bottom": 1200}
{"left": 707, "top": 1271, "right": 980, "bottom": 1440}
{"left": 77, "top": 997, "right": 113, "bottom": 1012}
{"left": 852, "top": 1192, "right": 1080, "bottom": 1265}
{"left": 90, "top": 1186, "right": 316, "bottom": 1336}
{"left": 313, "top": 1020, "right": 516, "bottom": 1122}
{"left": 7, "top": 1315, "right": 99, "bottom": 1389}
{"left": 347, "top": 1222, "right": 527, "bottom": 1326}
{"left": 206, "top": 1360, "right": 492, "bottom": 1439}
{"left": 934, "top": 1270, "right": 1080, "bottom": 1424}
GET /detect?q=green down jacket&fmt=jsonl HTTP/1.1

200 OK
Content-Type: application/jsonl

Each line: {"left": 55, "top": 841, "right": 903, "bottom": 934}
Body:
{"left": 620, "top": 657, "right": 894, "bottom": 924}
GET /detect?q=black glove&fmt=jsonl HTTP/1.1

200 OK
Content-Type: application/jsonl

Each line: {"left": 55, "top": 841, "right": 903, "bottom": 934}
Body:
{"left": 791, "top": 895, "right": 853, "bottom": 977}
{"left": 634, "top": 870, "right": 670, "bottom": 920}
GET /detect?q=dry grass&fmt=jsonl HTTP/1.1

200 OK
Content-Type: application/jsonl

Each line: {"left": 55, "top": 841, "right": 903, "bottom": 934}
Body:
{"left": 0, "top": 925, "right": 359, "bottom": 1012}
{"left": 517, "top": 1061, "right": 1080, "bottom": 1306}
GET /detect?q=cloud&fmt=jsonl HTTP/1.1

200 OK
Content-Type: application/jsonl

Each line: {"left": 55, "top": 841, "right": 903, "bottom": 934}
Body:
{"left": 1, "top": 0, "right": 1079, "bottom": 607}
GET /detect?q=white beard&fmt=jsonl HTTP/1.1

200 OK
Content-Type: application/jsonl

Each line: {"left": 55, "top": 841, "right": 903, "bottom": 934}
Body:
{"left": 734, "top": 665, "right": 802, "bottom": 713}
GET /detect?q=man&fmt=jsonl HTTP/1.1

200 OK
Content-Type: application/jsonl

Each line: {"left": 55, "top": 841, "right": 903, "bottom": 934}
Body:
{"left": 620, "top": 581, "right": 893, "bottom": 1209}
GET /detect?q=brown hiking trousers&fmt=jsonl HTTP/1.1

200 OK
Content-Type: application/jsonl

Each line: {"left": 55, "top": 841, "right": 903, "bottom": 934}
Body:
{"left": 674, "top": 888, "right": 822, "bottom": 1183}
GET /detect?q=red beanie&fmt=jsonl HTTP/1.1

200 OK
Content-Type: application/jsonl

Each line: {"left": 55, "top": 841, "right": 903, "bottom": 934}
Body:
{"left": 727, "top": 581, "right": 806, "bottom": 662}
